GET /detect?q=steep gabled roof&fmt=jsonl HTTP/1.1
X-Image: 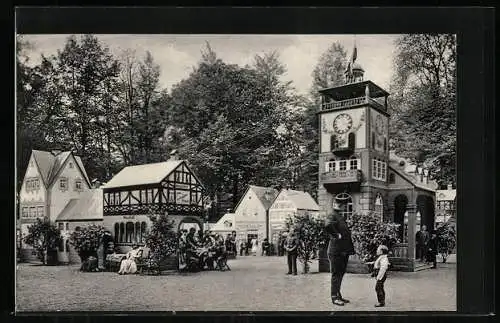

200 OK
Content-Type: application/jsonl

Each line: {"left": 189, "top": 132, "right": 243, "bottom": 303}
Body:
{"left": 55, "top": 189, "right": 103, "bottom": 222}
{"left": 282, "top": 189, "right": 320, "bottom": 211}
{"left": 102, "top": 160, "right": 183, "bottom": 189}
{"left": 31, "top": 150, "right": 90, "bottom": 188}
{"left": 31, "top": 150, "right": 56, "bottom": 186}
{"left": 233, "top": 185, "right": 278, "bottom": 213}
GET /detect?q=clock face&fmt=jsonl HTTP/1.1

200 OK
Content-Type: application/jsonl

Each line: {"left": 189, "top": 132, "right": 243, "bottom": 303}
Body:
{"left": 333, "top": 113, "right": 353, "bottom": 134}
{"left": 375, "top": 115, "right": 385, "bottom": 135}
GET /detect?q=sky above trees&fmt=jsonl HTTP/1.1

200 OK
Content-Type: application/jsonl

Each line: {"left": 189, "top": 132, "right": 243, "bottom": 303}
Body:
{"left": 22, "top": 34, "right": 397, "bottom": 96}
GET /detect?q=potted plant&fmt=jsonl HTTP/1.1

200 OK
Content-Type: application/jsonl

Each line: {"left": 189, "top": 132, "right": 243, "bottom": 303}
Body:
{"left": 346, "top": 212, "right": 400, "bottom": 273}
{"left": 69, "top": 225, "right": 106, "bottom": 270}
{"left": 436, "top": 222, "right": 456, "bottom": 263}
{"left": 23, "top": 218, "right": 62, "bottom": 265}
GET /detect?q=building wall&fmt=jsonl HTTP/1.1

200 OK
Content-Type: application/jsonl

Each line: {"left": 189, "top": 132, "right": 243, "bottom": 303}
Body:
{"left": 48, "top": 155, "right": 91, "bottom": 223}
{"left": 234, "top": 189, "right": 267, "bottom": 243}
{"left": 320, "top": 107, "right": 366, "bottom": 153}
{"left": 19, "top": 154, "right": 47, "bottom": 249}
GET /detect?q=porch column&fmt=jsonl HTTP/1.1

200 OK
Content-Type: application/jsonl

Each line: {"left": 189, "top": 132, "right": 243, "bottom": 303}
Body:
{"left": 406, "top": 203, "right": 417, "bottom": 260}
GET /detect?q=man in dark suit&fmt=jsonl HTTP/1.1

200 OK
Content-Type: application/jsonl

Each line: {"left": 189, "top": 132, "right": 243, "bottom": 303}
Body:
{"left": 284, "top": 230, "right": 299, "bottom": 275}
{"left": 325, "top": 199, "right": 355, "bottom": 306}
{"left": 416, "top": 225, "right": 430, "bottom": 262}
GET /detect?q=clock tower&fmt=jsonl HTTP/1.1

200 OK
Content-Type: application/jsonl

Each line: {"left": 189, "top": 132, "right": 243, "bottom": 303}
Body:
{"left": 317, "top": 46, "right": 391, "bottom": 218}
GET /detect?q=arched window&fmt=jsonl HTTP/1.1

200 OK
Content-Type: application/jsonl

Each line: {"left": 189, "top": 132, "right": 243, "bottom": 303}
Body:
{"left": 374, "top": 194, "right": 384, "bottom": 221}
{"left": 330, "top": 135, "right": 338, "bottom": 151}
{"left": 141, "top": 222, "right": 147, "bottom": 243}
{"left": 348, "top": 132, "right": 356, "bottom": 150}
{"left": 119, "top": 223, "right": 125, "bottom": 243}
{"left": 335, "top": 192, "right": 353, "bottom": 219}
{"left": 371, "top": 133, "right": 376, "bottom": 149}
{"left": 126, "top": 222, "right": 134, "bottom": 243}
{"left": 389, "top": 173, "right": 396, "bottom": 184}
{"left": 114, "top": 223, "right": 119, "bottom": 243}
{"left": 135, "top": 222, "right": 141, "bottom": 243}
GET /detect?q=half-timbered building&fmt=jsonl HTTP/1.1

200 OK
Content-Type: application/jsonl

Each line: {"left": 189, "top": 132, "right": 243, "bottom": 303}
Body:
{"left": 101, "top": 159, "right": 205, "bottom": 252}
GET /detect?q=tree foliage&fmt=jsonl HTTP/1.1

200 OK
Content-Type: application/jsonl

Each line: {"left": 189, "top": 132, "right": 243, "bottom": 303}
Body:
{"left": 145, "top": 213, "right": 179, "bottom": 263}
{"left": 436, "top": 221, "right": 456, "bottom": 263}
{"left": 285, "top": 213, "right": 325, "bottom": 273}
{"left": 389, "top": 34, "right": 456, "bottom": 188}
{"left": 346, "top": 212, "right": 400, "bottom": 263}
{"left": 69, "top": 225, "right": 107, "bottom": 261}
{"left": 23, "top": 218, "right": 62, "bottom": 264}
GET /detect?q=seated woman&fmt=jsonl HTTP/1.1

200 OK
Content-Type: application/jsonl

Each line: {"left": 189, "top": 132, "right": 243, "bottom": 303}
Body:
{"left": 118, "top": 244, "right": 141, "bottom": 275}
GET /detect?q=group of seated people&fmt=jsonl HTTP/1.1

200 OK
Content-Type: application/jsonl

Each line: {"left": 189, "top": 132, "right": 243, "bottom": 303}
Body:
{"left": 178, "top": 228, "right": 234, "bottom": 271}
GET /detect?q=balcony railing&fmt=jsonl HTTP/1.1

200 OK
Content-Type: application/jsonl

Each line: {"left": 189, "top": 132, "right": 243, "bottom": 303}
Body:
{"left": 320, "top": 169, "right": 362, "bottom": 184}
{"left": 322, "top": 96, "right": 385, "bottom": 111}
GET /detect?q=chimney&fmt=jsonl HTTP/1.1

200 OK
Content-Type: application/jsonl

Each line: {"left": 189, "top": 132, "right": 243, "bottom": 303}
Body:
{"left": 169, "top": 149, "right": 179, "bottom": 161}
{"left": 51, "top": 150, "right": 62, "bottom": 156}
{"left": 447, "top": 183, "right": 453, "bottom": 190}
{"left": 91, "top": 179, "right": 101, "bottom": 189}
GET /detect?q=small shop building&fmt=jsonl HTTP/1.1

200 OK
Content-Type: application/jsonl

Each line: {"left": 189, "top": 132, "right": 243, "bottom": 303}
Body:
{"left": 233, "top": 185, "right": 278, "bottom": 245}
{"left": 268, "top": 189, "right": 320, "bottom": 251}
{"left": 208, "top": 212, "right": 236, "bottom": 238}
{"left": 435, "top": 184, "right": 456, "bottom": 226}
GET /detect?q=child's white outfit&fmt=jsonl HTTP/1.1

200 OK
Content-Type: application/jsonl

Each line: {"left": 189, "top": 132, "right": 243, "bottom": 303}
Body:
{"left": 373, "top": 254, "right": 390, "bottom": 306}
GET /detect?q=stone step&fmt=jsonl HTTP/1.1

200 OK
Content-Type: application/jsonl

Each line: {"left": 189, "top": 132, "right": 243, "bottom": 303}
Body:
{"left": 414, "top": 262, "right": 434, "bottom": 271}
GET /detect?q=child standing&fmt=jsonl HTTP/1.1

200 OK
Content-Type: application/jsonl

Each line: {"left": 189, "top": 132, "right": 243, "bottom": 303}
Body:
{"left": 371, "top": 245, "right": 390, "bottom": 307}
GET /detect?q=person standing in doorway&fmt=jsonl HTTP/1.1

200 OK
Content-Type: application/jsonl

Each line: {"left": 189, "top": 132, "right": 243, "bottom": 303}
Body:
{"left": 284, "top": 230, "right": 298, "bottom": 275}
{"left": 251, "top": 237, "right": 258, "bottom": 256}
{"left": 325, "top": 199, "right": 355, "bottom": 306}
{"left": 415, "top": 225, "right": 430, "bottom": 262}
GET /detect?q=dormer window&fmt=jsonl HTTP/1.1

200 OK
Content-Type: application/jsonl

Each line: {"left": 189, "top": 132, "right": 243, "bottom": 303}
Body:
{"left": 59, "top": 178, "right": 68, "bottom": 191}
{"left": 30, "top": 160, "right": 34, "bottom": 167}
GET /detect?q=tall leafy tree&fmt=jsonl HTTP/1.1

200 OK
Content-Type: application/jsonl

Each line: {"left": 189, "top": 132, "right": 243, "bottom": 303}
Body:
{"left": 48, "top": 35, "right": 122, "bottom": 180}
{"left": 389, "top": 34, "right": 456, "bottom": 188}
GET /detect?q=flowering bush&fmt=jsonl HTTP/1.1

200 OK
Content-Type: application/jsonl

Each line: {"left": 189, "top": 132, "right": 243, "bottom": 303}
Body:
{"left": 69, "top": 225, "right": 106, "bottom": 262}
{"left": 285, "top": 213, "right": 325, "bottom": 273}
{"left": 346, "top": 212, "right": 400, "bottom": 263}
{"left": 436, "top": 221, "right": 456, "bottom": 263}
{"left": 145, "top": 213, "right": 178, "bottom": 263}
{"left": 23, "top": 218, "right": 62, "bottom": 264}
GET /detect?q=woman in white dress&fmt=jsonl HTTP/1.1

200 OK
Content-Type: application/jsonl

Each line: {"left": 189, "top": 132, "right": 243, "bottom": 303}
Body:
{"left": 251, "top": 238, "right": 258, "bottom": 256}
{"left": 118, "top": 244, "right": 141, "bottom": 275}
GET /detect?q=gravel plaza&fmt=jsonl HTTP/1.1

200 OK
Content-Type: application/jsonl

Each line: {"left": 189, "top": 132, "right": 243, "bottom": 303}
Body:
{"left": 16, "top": 255, "right": 456, "bottom": 312}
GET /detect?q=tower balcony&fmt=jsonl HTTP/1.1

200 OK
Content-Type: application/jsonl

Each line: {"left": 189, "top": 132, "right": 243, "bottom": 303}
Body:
{"left": 321, "top": 96, "right": 385, "bottom": 111}
{"left": 320, "top": 169, "right": 363, "bottom": 184}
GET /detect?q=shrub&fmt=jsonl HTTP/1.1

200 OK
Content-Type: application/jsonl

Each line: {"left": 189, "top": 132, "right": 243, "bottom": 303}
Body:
{"left": 346, "top": 212, "right": 400, "bottom": 263}
{"left": 23, "top": 218, "right": 62, "bottom": 264}
{"left": 145, "top": 213, "right": 178, "bottom": 263}
{"left": 69, "top": 225, "right": 106, "bottom": 262}
{"left": 436, "top": 221, "right": 456, "bottom": 263}
{"left": 285, "top": 213, "right": 325, "bottom": 273}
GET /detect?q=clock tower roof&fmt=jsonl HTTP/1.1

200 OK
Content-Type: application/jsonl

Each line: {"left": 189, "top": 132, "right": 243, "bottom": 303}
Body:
{"left": 319, "top": 80, "right": 389, "bottom": 101}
